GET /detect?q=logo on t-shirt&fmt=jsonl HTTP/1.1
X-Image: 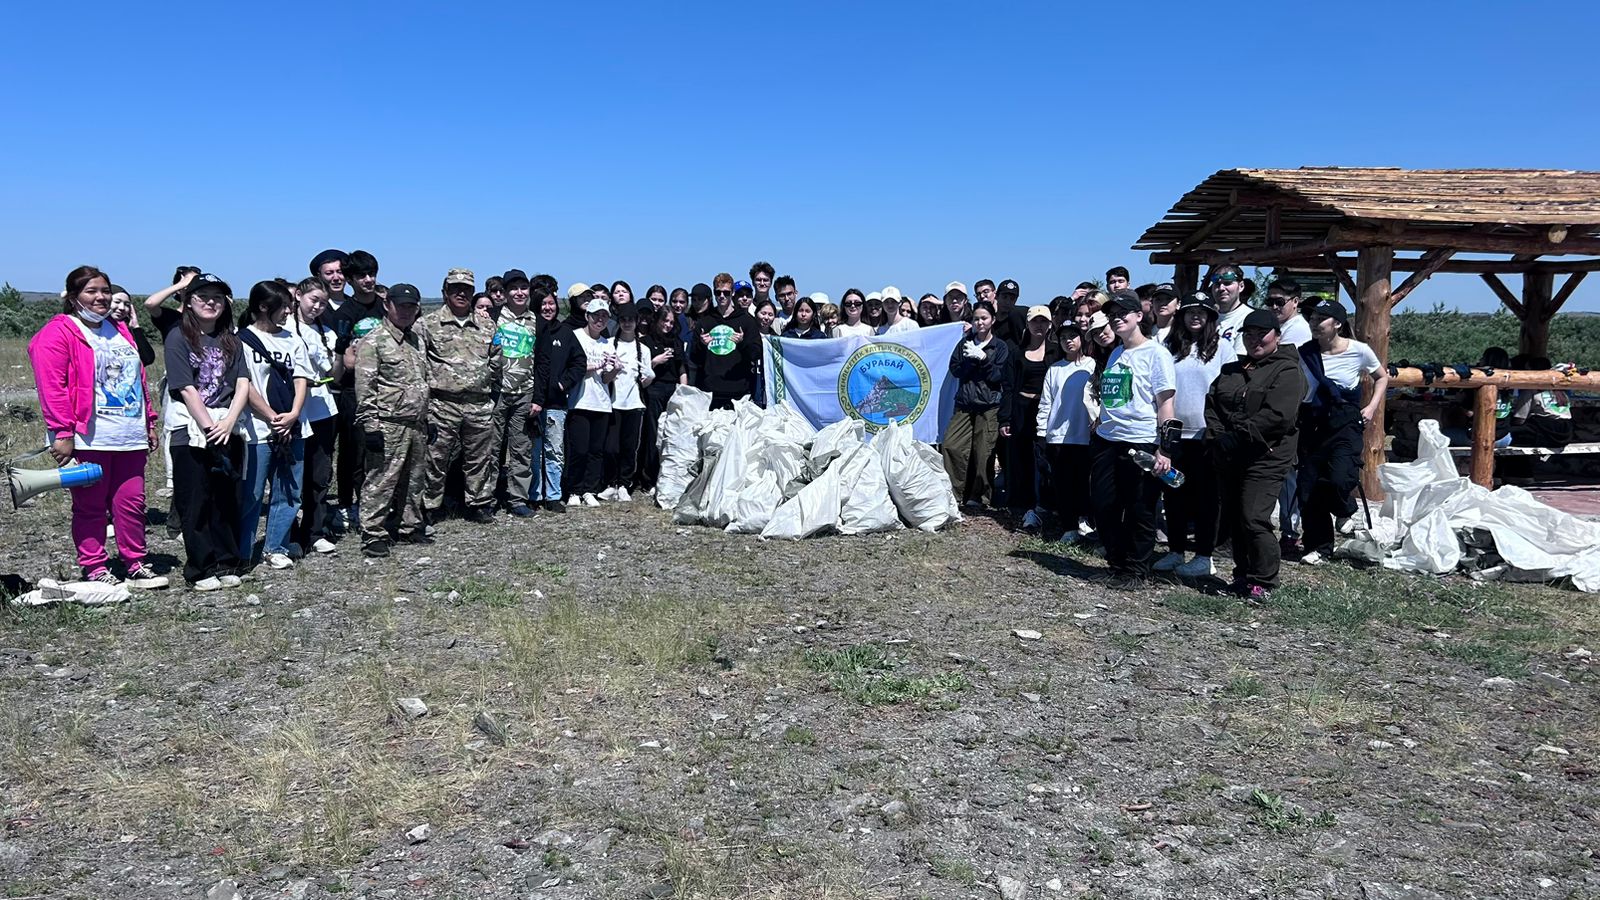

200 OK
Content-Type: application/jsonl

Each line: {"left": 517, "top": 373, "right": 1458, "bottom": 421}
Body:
{"left": 708, "top": 325, "right": 736, "bottom": 356}
{"left": 1100, "top": 365, "right": 1132, "bottom": 409}
{"left": 494, "top": 320, "right": 534, "bottom": 359}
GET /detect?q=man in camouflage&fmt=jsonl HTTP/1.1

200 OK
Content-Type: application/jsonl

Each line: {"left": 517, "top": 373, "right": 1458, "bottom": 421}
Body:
{"left": 491, "top": 269, "right": 542, "bottom": 517}
{"left": 423, "top": 268, "right": 501, "bottom": 523}
{"left": 354, "top": 283, "right": 431, "bottom": 557}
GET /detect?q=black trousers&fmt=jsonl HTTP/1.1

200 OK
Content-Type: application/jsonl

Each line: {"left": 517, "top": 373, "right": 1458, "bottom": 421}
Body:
{"left": 1046, "top": 443, "right": 1091, "bottom": 530}
{"left": 1165, "top": 438, "right": 1220, "bottom": 556}
{"left": 1298, "top": 418, "right": 1363, "bottom": 554}
{"left": 294, "top": 416, "right": 338, "bottom": 548}
{"left": 565, "top": 409, "right": 610, "bottom": 496}
{"left": 1088, "top": 435, "right": 1163, "bottom": 577}
{"left": 638, "top": 383, "right": 674, "bottom": 490}
{"left": 606, "top": 407, "right": 645, "bottom": 489}
{"left": 1006, "top": 396, "right": 1043, "bottom": 512}
{"left": 171, "top": 442, "right": 244, "bottom": 583}
{"left": 1220, "top": 451, "right": 1293, "bottom": 588}
{"left": 333, "top": 389, "right": 364, "bottom": 508}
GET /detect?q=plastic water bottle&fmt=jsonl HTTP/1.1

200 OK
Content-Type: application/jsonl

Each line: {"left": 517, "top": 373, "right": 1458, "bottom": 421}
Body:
{"left": 1128, "top": 448, "right": 1185, "bottom": 488}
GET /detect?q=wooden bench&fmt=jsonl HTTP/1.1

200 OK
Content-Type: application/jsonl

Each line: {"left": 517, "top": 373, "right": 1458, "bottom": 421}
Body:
{"left": 1448, "top": 441, "right": 1600, "bottom": 460}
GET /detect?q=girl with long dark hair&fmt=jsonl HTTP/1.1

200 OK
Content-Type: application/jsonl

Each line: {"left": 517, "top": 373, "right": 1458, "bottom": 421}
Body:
{"left": 780, "top": 297, "right": 826, "bottom": 339}
{"left": 944, "top": 302, "right": 1011, "bottom": 508}
{"left": 289, "top": 277, "right": 342, "bottom": 554}
{"left": 238, "top": 280, "right": 313, "bottom": 569}
{"left": 601, "top": 303, "right": 654, "bottom": 501}
{"left": 1153, "top": 293, "right": 1226, "bottom": 578}
{"left": 1004, "top": 307, "right": 1056, "bottom": 531}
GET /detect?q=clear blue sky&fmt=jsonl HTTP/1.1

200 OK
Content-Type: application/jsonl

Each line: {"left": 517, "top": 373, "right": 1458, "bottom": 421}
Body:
{"left": 6, "top": 1, "right": 1599, "bottom": 313}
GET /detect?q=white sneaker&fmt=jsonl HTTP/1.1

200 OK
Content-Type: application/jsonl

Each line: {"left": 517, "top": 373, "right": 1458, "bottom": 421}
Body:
{"left": 192, "top": 576, "right": 223, "bottom": 592}
{"left": 1336, "top": 516, "right": 1357, "bottom": 535}
{"left": 1152, "top": 552, "right": 1185, "bottom": 572}
{"left": 598, "top": 486, "right": 618, "bottom": 501}
{"left": 218, "top": 574, "right": 243, "bottom": 587}
{"left": 1176, "top": 555, "right": 1215, "bottom": 578}
{"left": 582, "top": 493, "right": 600, "bottom": 508}
{"left": 1299, "top": 550, "right": 1324, "bottom": 566}
{"left": 267, "top": 553, "right": 294, "bottom": 570}
{"left": 615, "top": 487, "right": 632, "bottom": 503}
{"left": 566, "top": 495, "right": 582, "bottom": 507}
{"left": 313, "top": 538, "right": 338, "bottom": 554}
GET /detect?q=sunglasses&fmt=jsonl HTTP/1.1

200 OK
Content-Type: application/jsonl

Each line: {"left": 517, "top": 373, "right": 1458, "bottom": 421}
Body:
{"left": 1266, "top": 296, "right": 1294, "bottom": 306}
{"left": 844, "top": 301, "right": 864, "bottom": 308}
{"left": 1210, "top": 272, "right": 1242, "bottom": 285}
{"left": 192, "top": 295, "right": 227, "bottom": 306}
{"left": 714, "top": 290, "right": 734, "bottom": 298}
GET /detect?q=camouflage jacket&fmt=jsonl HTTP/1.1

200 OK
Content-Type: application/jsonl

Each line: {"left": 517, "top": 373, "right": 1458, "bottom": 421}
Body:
{"left": 354, "top": 319, "right": 430, "bottom": 425}
{"left": 492, "top": 307, "right": 540, "bottom": 395}
{"left": 422, "top": 307, "right": 499, "bottom": 397}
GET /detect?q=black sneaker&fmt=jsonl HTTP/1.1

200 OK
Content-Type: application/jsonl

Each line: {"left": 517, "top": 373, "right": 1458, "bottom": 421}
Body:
{"left": 543, "top": 500, "right": 567, "bottom": 513}
{"left": 507, "top": 504, "right": 537, "bottom": 518}
{"left": 363, "top": 540, "right": 391, "bottom": 558}
{"left": 399, "top": 532, "right": 434, "bottom": 545}
{"left": 465, "top": 507, "right": 497, "bottom": 523}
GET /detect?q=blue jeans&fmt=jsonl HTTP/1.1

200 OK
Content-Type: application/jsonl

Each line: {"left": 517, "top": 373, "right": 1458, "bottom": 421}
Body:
{"left": 532, "top": 409, "right": 567, "bottom": 501}
{"left": 240, "top": 438, "right": 305, "bottom": 560}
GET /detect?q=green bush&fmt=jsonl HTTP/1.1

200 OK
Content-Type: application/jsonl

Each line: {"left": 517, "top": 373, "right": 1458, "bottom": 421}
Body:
{"left": 1388, "top": 306, "right": 1600, "bottom": 366}
{"left": 0, "top": 283, "right": 60, "bottom": 337}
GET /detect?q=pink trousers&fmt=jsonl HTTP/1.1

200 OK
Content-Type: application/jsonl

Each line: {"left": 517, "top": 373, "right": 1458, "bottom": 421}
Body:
{"left": 70, "top": 448, "right": 148, "bottom": 574}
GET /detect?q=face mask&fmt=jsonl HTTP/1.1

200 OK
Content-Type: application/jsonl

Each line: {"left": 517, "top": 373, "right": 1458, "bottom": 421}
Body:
{"left": 77, "top": 305, "right": 108, "bottom": 325}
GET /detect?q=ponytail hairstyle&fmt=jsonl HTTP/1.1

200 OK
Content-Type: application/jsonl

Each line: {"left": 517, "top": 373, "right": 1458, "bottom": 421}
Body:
{"left": 62, "top": 265, "right": 110, "bottom": 313}
{"left": 292, "top": 277, "right": 336, "bottom": 356}
{"left": 178, "top": 276, "right": 239, "bottom": 361}
{"left": 244, "top": 280, "right": 294, "bottom": 329}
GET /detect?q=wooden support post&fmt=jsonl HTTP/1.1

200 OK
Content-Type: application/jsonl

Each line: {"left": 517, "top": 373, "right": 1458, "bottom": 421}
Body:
{"left": 1389, "top": 248, "right": 1456, "bottom": 307}
{"left": 1354, "top": 245, "right": 1394, "bottom": 500}
{"left": 1480, "top": 273, "right": 1527, "bottom": 317}
{"left": 1174, "top": 263, "right": 1199, "bottom": 297}
{"left": 1470, "top": 384, "right": 1498, "bottom": 489}
{"left": 1325, "top": 252, "right": 1360, "bottom": 301}
{"left": 1520, "top": 270, "right": 1554, "bottom": 356}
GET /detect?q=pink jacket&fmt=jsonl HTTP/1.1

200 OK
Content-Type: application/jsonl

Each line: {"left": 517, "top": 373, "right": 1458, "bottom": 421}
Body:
{"left": 28, "top": 313, "right": 158, "bottom": 441}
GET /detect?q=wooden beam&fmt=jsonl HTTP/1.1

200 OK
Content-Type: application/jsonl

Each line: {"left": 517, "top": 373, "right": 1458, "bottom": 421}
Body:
{"left": 1546, "top": 271, "right": 1588, "bottom": 318}
{"left": 1324, "top": 252, "right": 1360, "bottom": 301}
{"left": 1520, "top": 270, "right": 1554, "bottom": 356}
{"left": 1149, "top": 234, "right": 1362, "bottom": 267}
{"left": 1332, "top": 224, "right": 1600, "bottom": 256}
{"left": 1354, "top": 246, "right": 1394, "bottom": 501}
{"left": 1214, "top": 255, "right": 1600, "bottom": 275}
{"left": 1175, "top": 205, "right": 1243, "bottom": 253}
{"left": 1479, "top": 273, "right": 1526, "bottom": 318}
{"left": 1388, "top": 248, "right": 1456, "bottom": 307}
{"left": 1265, "top": 204, "right": 1281, "bottom": 246}
{"left": 1389, "top": 368, "right": 1600, "bottom": 390}
{"left": 1229, "top": 189, "right": 1323, "bottom": 210}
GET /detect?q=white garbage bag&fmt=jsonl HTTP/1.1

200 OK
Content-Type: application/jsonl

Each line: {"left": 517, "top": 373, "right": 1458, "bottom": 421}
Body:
{"left": 1383, "top": 507, "right": 1460, "bottom": 574}
{"left": 761, "top": 462, "right": 846, "bottom": 540}
{"left": 835, "top": 444, "right": 903, "bottom": 535}
{"left": 655, "top": 385, "right": 713, "bottom": 508}
{"left": 810, "top": 418, "right": 864, "bottom": 470}
{"left": 876, "top": 419, "right": 961, "bottom": 532}
{"left": 725, "top": 470, "right": 785, "bottom": 534}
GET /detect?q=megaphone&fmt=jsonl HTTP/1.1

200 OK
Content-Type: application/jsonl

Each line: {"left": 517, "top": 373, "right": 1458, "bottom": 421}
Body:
{"left": 9, "top": 448, "right": 103, "bottom": 509}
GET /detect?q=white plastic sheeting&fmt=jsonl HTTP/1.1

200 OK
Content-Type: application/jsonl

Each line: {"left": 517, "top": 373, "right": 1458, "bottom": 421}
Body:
{"left": 1336, "top": 419, "right": 1600, "bottom": 591}
{"left": 658, "top": 387, "right": 961, "bottom": 539}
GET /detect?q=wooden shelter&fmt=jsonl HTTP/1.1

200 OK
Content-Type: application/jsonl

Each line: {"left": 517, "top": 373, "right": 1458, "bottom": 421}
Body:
{"left": 1134, "top": 167, "right": 1600, "bottom": 496}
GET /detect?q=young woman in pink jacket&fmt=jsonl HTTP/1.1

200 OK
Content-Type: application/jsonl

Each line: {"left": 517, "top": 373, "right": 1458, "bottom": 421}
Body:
{"left": 27, "top": 266, "right": 168, "bottom": 589}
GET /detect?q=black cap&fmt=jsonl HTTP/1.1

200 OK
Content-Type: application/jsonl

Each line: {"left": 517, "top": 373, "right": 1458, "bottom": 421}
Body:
{"left": 502, "top": 268, "right": 529, "bottom": 287}
{"left": 1151, "top": 282, "right": 1179, "bottom": 300}
{"left": 1242, "top": 309, "right": 1280, "bottom": 332}
{"left": 997, "top": 279, "right": 1020, "bottom": 297}
{"left": 387, "top": 283, "right": 422, "bottom": 305}
{"left": 690, "top": 282, "right": 712, "bottom": 303}
{"left": 1309, "top": 298, "right": 1350, "bottom": 324}
{"left": 309, "top": 249, "right": 347, "bottom": 273}
{"left": 1179, "top": 291, "right": 1217, "bottom": 314}
{"left": 613, "top": 301, "right": 640, "bottom": 320}
{"left": 1105, "top": 289, "right": 1142, "bottom": 314}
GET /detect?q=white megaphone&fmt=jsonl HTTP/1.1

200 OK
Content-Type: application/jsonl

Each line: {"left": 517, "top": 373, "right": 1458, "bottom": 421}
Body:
{"left": 9, "top": 448, "right": 104, "bottom": 509}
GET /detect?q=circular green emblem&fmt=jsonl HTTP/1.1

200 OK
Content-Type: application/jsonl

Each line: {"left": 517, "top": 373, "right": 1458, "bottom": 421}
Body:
{"left": 708, "top": 324, "right": 736, "bottom": 356}
{"left": 837, "top": 342, "right": 931, "bottom": 433}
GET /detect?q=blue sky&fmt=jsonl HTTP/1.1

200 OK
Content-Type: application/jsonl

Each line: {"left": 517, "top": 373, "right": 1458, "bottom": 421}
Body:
{"left": 6, "top": 1, "right": 1599, "bottom": 313}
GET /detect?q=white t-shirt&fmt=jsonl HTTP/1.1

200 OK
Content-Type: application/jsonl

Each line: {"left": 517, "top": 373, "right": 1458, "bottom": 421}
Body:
{"left": 1302, "top": 339, "right": 1381, "bottom": 402}
{"left": 1155, "top": 323, "right": 1173, "bottom": 345}
{"left": 1278, "top": 314, "right": 1312, "bottom": 348}
{"left": 609, "top": 337, "right": 651, "bottom": 411}
{"left": 1095, "top": 340, "right": 1177, "bottom": 444}
{"left": 74, "top": 318, "right": 146, "bottom": 451}
{"left": 290, "top": 319, "right": 339, "bottom": 423}
{"left": 1216, "top": 303, "right": 1251, "bottom": 358}
{"left": 1171, "top": 345, "right": 1229, "bottom": 438}
{"left": 1037, "top": 357, "right": 1098, "bottom": 445}
{"left": 241, "top": 325, "right": 315, "bottom": 442}
{"left": 572, "top": 329, "right": 614, "bottom": 413}
{"left": 876, "top": 318, "right": 920, "bottom": 336}
{"left": 831, "top": 322, "right": 874, "bottom": 339}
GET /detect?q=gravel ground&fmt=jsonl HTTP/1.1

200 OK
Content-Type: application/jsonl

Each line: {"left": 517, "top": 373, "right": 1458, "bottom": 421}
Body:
{"left": 1, "top": 489, "right": 1597, "bottom": 900}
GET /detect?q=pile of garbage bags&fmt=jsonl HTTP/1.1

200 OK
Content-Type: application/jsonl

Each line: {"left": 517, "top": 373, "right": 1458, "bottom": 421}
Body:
{"left": 1336, "top": 419, "right": 1600, "bottom": 592}
{"left": 655, "top": 386, "right": 961, "bottom": 539}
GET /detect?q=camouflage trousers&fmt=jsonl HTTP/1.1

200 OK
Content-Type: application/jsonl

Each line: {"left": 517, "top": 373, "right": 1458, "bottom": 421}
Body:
{"left": 425, "top": 394, "right": 499, "bottom": 511}
{"left": 359, "top": 418, "right": 426, "bottom": 544}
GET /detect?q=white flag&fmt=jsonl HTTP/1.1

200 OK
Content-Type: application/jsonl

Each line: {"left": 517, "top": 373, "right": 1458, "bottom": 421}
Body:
{"left": 761, "top": 323, "right": 968, "bottom": 443}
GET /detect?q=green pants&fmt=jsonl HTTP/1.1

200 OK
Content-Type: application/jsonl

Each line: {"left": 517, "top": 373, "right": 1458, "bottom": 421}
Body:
{"left": 359, "top": 419, "right": 426, "bottom": 543}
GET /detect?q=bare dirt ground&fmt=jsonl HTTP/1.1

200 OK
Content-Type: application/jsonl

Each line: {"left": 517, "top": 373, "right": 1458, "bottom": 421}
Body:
{"left": 2, "top": 472, "right": 1598, "bottom": 900}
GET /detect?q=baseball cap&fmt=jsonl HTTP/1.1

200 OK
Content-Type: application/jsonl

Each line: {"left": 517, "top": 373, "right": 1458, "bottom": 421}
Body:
{"left": 1026, "top": 304, "right": 1052, "bottom": 321}
{"left": 1180, "top": 291, "right": 1218, "bottom": 314}
{"left": 566, "top": 282, "right": 591, "bottom": 300}
{"left": 501, "top": 268, "right": 529, "bottom": 287}
{"left": 1242, "top": 309, "right": 1281, "bottom": 332}
{"left": 1308, "top": 298, "right": 1350, "bottom": 324}
{"left": 692, "top": 283, "right": 713, "bottom": 303}
{"left": 444, "top": 268, "right": 475, "bottom": 287}
{"left": 944, "top": 281, "right": 968, "bottom": 297}
{"left": 613, "top": 301, "right": 639, "bottom": 320}
{"left": 1087, "top": 311, "right": 1111, "bottom": 331}
{"left": 809, "top": 291, "right": 829, "bottom": 304}
{"left": 866, "top": 291, "right": 883, "bottom": 303}
{"left": 881, "top": 286, "right": 904, "bottom": 303}
{"left": 1151, "top": 282, "right": 1179, "bottom": 300}
{"left": 733, "top": 280, "right": 754, "bottom": 296}
{"left": 998, "top": 279, "right": 1020, "bottom": 297}
{"left": 583, "top": 297, "right": 610, "bottom": 315}
{"left": 387, "top": 283, "right": 422, "bottom": 305}
{"left": 1104, "top": 289, "right": 1142, "bottom": 315}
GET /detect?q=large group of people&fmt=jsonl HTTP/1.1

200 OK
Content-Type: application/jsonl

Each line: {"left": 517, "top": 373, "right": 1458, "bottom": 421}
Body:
{"left": 28, "top": 254, "right": 1395, "bottom": 599}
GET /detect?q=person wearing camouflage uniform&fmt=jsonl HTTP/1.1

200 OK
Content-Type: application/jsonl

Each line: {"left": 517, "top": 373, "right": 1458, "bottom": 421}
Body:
{"left": 423, "top": 268, "right": 501, "bottom": 522}
{"left": 354, "top": 283, "right": 431, "bottom": 557}
{"left": 491, "top": 269, "right": 541, "bottom": 517}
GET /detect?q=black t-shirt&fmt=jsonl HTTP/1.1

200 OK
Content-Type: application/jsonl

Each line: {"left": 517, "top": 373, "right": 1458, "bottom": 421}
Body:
{"left": 321, "top": 294, "right": 383, "bottom": 389}
{"left": 149, "top": 306, "right": 183, "bottom": 338}
{"left": 164, "top": 329, "right": 246, "bottom": 446}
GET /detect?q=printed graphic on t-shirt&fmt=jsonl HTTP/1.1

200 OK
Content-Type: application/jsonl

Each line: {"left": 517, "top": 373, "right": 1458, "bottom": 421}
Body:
{"left": 1100, "top": 366, "right": 1132, "bottom": 408}
{"left": 192, "top": 346, "right": 229, "bottom": 406}
{"left": 494, "top": 320, "right": 534, "bottom": 358}
{"left": 95, "top": 339, "right": 141, "bottom": 416}
{"left": 1540, "top": 392, "right": 1571, "bottom": 416}
{"left": 708, "top": 325, "right": 736, "bottom": 356}
{"left": 1495, "top": 396, "right": 1512, "bottom": 419}
{"left": 353, "top": 317, "right": 382, "bottom": 339}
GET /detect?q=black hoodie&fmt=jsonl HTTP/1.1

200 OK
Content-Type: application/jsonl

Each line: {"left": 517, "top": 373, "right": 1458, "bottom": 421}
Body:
{"left": 533, "top": 316, "right": 587, "bottom": 411}
{"left": 689, "top": 305, "right": 759, "bottom": 398}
